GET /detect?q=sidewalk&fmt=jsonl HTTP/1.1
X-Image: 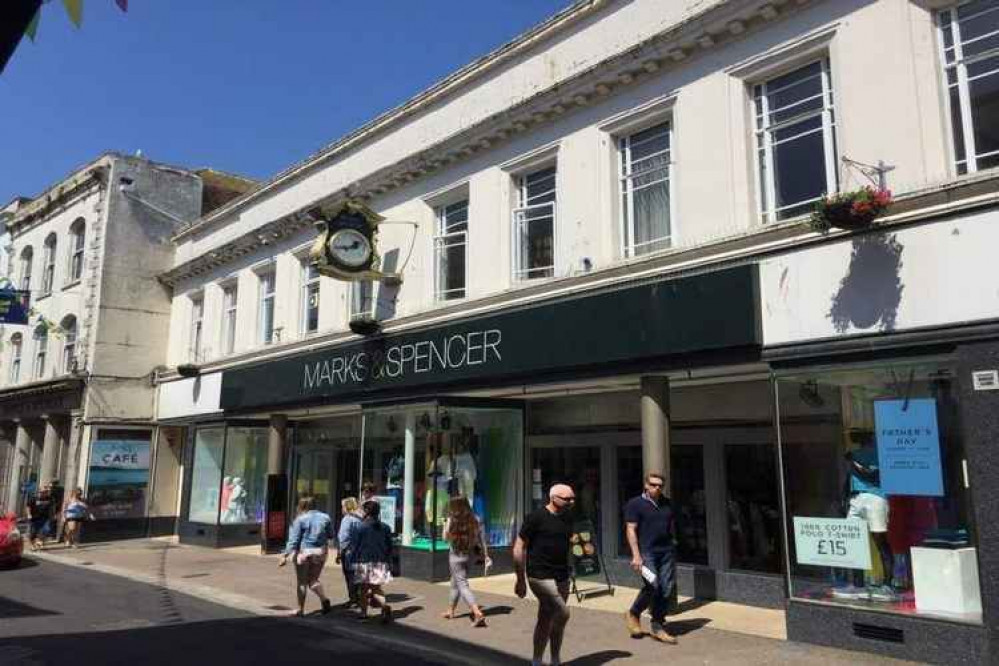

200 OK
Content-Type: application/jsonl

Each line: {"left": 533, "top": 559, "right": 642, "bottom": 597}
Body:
{"left": 29, "top": 539, "right": 923, "bottom": 666}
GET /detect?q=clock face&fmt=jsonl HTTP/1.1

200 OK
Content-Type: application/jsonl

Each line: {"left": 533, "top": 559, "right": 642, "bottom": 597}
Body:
{"left": 327, "top": 228, "right": 372, "bottom": 269}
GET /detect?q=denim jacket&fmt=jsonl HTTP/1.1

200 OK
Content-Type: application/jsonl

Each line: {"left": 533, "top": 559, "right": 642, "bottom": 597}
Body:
{"left": 337, "top": 512, "right": 363, "bottom": 556}
{"left": 283, "top": 510, "right": 335, "bottom": 555}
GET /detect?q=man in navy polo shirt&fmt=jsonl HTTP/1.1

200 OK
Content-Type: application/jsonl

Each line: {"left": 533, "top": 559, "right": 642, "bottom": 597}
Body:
{"left": 623, "top": 471, "right": 678, "bottom": 645}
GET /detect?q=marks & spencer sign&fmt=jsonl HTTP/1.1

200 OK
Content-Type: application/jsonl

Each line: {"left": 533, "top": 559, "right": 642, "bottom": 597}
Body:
{"left": 221, "top": 265, "right": 760, "bottom": 411}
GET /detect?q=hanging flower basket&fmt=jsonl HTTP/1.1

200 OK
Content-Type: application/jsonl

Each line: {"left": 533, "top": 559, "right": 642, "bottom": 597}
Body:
{"left": 809, "top": 186, "right": 893, "bottom": 232}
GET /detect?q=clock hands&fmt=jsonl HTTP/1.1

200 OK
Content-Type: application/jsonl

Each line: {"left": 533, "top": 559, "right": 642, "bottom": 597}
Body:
{"left": 333, "top": 240, "right": 362, "bottom": 251}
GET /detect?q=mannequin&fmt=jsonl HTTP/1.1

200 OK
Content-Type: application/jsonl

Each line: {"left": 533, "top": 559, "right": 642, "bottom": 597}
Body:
{"left": 843, "top": 437, "right": 894, "bottom": 601}
{"left": 452, "top": 434, "right": 477, "bottom": 502}
{"left": 224, "top": 477, "right": 248, "bottom": 524}
{"left": 424, "top": 439, "right": 453, "bottom": 535}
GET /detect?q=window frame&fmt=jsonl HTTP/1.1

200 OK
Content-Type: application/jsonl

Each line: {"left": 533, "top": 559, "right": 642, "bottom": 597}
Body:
{"left": 19, "top": 247, "right": 33, "bottom": 293}
{"left": 512, "top": 164, "right": 558, "bottom": 281}
{"left": 753, "top": 58, "right": 839, "bottom": 224}
{"left": 617, "top": 120, "right": 675, "bottom": 257}
{"left": 61, "top": 316, "right": 77, "bottom": 374}
{"left": 938, "top": 2, "right": 999, "bottom": 175}
{"left": 432, "top": 198, "right": 469, "bottom": 301}
{"left": 32, "top": 326, "right": 47, "bottom": 380}
{"left": 219, "top": 282, "right": 238, "bottom": 356}
{"left": 257, "top": 268, "right": 276, "bottom": 345}
{"left": 41, "top": 235, "right": 57, "bottom": 296}
{"left": 9, "top": 334, "right": 22, "bottom": 384}
{"left": 300, "top": 259, "right": 321, "bottom": 335}
{"left": 189, "top": 293, "right": 205, "bottom": 363}
{"left": 68, "top": 218, "right": 86, "bottom": 283}
{"left": 349, "top": 280, "right": 375, "bottom": 320}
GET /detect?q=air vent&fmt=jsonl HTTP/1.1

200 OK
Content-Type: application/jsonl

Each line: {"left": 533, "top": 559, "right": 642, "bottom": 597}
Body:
{"left": 853, "top": 622, "right": 904, "bottom": 643}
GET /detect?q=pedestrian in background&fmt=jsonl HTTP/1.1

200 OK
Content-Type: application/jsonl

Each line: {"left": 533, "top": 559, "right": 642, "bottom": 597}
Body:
{"left": 336, "top": 496, "right": 362, "bottom": 608}
{"left": 279, "top": 496, "right": 334, "bottom": 617}
{"left": 62, "top": 488, "right": 92, "bottom": 549}
{"left": 26, "top": 485, "right": 54, "bottom": 551}
{"left": 442, "top": 496, "right": 488, "bottom": 627}
{"left": 623, "top": 471, "right": 678, "bottom": 645}
{"left": 514, "top": 483, "right": 576, "bottom": 666}
{"left": 350, "top": 499, "right": 394, "bottom": 623}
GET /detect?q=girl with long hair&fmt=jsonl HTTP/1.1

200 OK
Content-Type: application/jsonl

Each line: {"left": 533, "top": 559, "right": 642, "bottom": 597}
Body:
{"left": 442, "top": 496, "right": 488, "bottom": 627}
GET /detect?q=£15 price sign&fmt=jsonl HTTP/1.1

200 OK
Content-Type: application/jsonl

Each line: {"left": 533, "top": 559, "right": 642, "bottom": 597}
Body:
{"left": 793, "top": 517, "right": 872, "bottom": 570}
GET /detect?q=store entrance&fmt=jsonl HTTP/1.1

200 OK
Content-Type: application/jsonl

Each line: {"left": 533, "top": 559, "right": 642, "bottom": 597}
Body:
{"left": 292, "top": 447, "right": 361, "bottom": 528}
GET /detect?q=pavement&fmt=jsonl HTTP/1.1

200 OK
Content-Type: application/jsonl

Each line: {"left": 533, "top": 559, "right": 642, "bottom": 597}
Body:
{"left": 17, "top": 538, "right": 924, "bottom": 666}
{"left": 0, "top": 557, "right": 448, "bottom": 665}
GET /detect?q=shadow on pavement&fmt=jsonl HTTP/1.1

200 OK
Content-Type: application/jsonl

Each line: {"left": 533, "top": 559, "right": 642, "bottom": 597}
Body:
{"left": 0, "top": 596, "right": 60, "bottom": 619}
{"left": 563, "top": 649, "right": 633, "bottom": 666}
{"left": 2, "top": 558, "right": 39, "bottom": 570}
{"left": 669, "top": 618, "right": 712, "bottom": 636}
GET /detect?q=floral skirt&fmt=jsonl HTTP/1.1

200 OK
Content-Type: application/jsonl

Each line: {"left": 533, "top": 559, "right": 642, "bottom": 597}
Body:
{"left": 353, "top": 561, "right": 393, "bottom": 586}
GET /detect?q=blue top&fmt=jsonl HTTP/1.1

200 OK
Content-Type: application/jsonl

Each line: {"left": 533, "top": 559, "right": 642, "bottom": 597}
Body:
{"left": 337, "top": 512, "right": 363, "bottom": 555}
{"left": 283, "top": 510, "right": 335, "bottom": 555}
{"left": 623, "top": 494, "right": 675, "bottom": 555}
{"left": 348, "top": 518, "right": 393, "bottom": 564}
{"left": 849, "top": 447, "right": 885, "bottom": 498}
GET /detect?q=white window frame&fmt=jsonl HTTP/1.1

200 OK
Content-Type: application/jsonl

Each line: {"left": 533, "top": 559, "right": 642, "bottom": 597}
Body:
{"left": 19, "top": 248, "right": 32, "bottom": 293}
{"left": 939, "top": 2, "right": 999, "bottom": 175}
{"left": 41, "top": 236, "right": 56, "bottom": 295}
{"left": 300, "top": 259, "right": 321, "bottom": 335}
{"left": 9, "top": 335, "right": 22, "bottom": 383}
{"left": 753, "top": 58, "right": 838, "bottom": 224}
{"left": 68, "top": 219, "right": 85, "bottom": 283}
{"left": 618, "top": 122, "right": 674, "bottom": 257}
{"left": 349, "top": 280, "right": 375, "bottom": 320}
{"left": 61, "top": 318, "right": 77, "bottom": 374}
{"left": 512, "top": 164, "right": 558, "bottom": 281}
{"left": 433, "top": 199, "right": 469, "bottom": 301}
{"left": 219, "top": 282, "right": 238, "bottom": 356}
{"left": 257, "top": 269, "right": 276, "bottom": 345}
{"left": 33, "top": 327, "right": 47, "bottom": 380}
{"left": 189, "top": 293, "right": 204, "bottom": 363}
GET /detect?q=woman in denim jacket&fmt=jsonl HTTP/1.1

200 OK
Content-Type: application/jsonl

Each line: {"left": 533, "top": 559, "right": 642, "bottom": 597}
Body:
{"left": 336, "top": 496, "right": 362, "bottom": 607}
{"left": 278, "top": 496, "right": 335, "bottom": 617}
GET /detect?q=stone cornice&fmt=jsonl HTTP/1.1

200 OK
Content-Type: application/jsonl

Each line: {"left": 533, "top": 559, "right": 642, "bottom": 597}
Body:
{"left": 161, "top": 0, "right": 817, "bottom": 287}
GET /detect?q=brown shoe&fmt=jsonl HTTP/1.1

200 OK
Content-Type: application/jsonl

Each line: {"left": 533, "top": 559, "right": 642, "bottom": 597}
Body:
{"left": 650, "top": 628, "right": 678, "bottom": 645}
{"left": 624, "top": 611, "right": 642, "bottom": 638}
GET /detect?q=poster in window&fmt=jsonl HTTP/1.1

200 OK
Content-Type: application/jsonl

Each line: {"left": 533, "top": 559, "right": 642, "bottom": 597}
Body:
{"left": 874, "top": 399, "right": 944, "bottom": 497}
{"left": 88, "top": 438, "right": 151, "bottom": 520}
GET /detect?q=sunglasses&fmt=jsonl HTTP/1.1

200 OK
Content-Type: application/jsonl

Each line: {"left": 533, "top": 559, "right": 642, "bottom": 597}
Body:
{"left": 555, "top": 495, "right": 576, "bottom": 502}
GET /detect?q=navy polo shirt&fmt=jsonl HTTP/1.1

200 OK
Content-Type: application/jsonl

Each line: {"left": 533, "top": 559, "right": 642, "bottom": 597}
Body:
{"left": 623, "top": 494, "right": 675, "bottom": 555}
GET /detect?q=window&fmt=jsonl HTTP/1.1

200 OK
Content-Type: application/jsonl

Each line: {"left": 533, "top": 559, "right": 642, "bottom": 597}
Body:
{"left": 433, "top": 200, "right": 468, "bottom": 300}
{"left": 513, "top": 165, "right": 557, "bottom": 280}
{"left": 220, "top": 283, "right": 237, "bottom": 355}
{"left": 619, "top": 122, "right": 673, "bottom": 256}
{"left": 9, "top": 334, "right": 22, "bottom": 383}
{"left": 32, "top": 325, "right": 47, "bottom": 380}
{"left": 940, "top": 1, "right": 999, "bottom": 174}
{"left": 189, "top": 294, "right": 204, "bottom": 362}
{"left": 41, "top": 234, "right": 56, "bottom": 295}
{"left": 19, "top": 247, "right": 32, "bottom": 293}
{"left": 350, "top": 280, "right": 375, "bottom": 319}
{"left": 69, "top": 218, "right": 85, "bottom": 282}
{"left": 258, "top": 269, "right": 276, "bottom": 345}
{"left": 754, "top": 60, "right": 838, "bottom": 223}
{"left": 300, "top": 260, "right": 320, "bottom": 334}
{"left": 61, "top": 315, "right": 77, "bottom": 373}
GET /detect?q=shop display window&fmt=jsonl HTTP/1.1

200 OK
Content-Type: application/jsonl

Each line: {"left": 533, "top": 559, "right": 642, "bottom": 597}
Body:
{"left": 778, "top": 364, "right": 981, "bottom": 624}
{"left": 725, "top": 444, "right": 781, "bottom": 573}
{"left": 187, "top": 425, "right": 268, "bottom": 526}
{"left": 361, "top": 404, "right": 523, "bottom": 551}
{"left": 187, "top": 428, "right": 224, "bottom": 523}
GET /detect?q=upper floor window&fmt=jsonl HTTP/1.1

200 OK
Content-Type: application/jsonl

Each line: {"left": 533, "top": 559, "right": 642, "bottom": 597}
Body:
{"left": 61, "top": 315, "right": 77, "bottom": 373}
{"left": 32, "top": 325, "right": 47, "bottom": 380}
{"left": 258, "top": 269, "right": 276, "bottom": 345}
{"left": 619, "top": 122, "right": 672, "bottom": 256}
{"left": 350, "top": 280, "right": 375, "bottom": 320}
{"left": 220, "top": 283, "right": 238, "bottom": 355}
{"left": 19, "top": 247, "right": 32, "bottom": 293}
{"left": 754, "top": 59, "right": 838, "bottom": 223}
{"left": 513, "top": 165, "right": 557, "bottom": 280}
{"left": 301, "top": 260, "right": 320, "bottom": 335}
{"left": 41, "top": 233, "right": 57, "bottom": 295}
{"left": 9, "top": 334, "right": 22, "bottom": 383}
{"left": 940, "top": 1, "right": 999, "bottom": 174}
{"left": 433, "top": 200, "right": 468, "bottom": 301}
{"left": 189, "top": 294, "right": 204, "bottom": 362}
{"left": 69, "top": 218, "right": 86, "bottom": 282}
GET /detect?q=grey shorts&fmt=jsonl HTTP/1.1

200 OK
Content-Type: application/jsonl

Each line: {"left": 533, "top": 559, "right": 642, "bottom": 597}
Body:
{"left": 528, "top": 577, "right": 570, "bottom": 620}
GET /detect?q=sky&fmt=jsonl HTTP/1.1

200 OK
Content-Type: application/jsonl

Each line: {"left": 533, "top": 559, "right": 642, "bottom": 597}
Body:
{"left": 0, "top": 0, "right": 573, "bottom": 203}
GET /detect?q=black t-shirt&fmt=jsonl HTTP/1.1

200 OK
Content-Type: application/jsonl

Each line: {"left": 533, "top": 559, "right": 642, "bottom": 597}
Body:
{"left": 29, "top": 496, "right": 53, "bottom": 522}
{"left": 518, "top": 507, "right": 572, "bottom": 581}
{"left": 623, "top": 495, "right": 675, "bottom": 555}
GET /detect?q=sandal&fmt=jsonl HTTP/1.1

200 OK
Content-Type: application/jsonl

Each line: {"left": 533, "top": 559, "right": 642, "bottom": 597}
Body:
{"left": 472, "top": 614, "right": 487, "bottom": 628}
{"left": 441, "top": 611, "right": 454, "bottom": 620}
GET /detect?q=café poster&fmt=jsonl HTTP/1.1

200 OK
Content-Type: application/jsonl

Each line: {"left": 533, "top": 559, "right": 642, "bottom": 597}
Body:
{"left": 874, "top": 399, "right": 944, "bottom": 497}
{"left": 88, "top": 438, "right": 151, "bottom": 520}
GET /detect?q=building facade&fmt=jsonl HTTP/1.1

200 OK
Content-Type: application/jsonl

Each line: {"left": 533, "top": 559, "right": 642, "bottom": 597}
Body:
{"left": 146, "top": 0, "right": 997, "bottom": 662}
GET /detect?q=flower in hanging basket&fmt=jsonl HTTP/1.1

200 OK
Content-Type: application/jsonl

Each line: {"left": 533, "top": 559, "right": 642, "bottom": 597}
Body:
{"left": 809, "top": 186, "right": 893, "bottom": 232}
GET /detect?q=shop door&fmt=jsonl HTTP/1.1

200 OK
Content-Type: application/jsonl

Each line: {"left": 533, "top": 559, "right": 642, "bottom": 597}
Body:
{"left": 292, "top": 450, "right": 335, "bottom": 518}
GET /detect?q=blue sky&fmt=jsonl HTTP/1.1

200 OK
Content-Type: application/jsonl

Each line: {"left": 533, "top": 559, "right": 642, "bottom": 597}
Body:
{"left": 0, "top": 1, "right": 573, "bottom": 203}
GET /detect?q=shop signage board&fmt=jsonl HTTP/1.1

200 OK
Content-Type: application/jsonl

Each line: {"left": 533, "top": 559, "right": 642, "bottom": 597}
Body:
{"left": 793, "top": 517, "right": 872, "bottom": 570}
{"left": 568, "top": 519, "right": 613, "bottom": 602}
{"left": 874, "top": 399, "right": 944, "bottom": 497}
{"left": 373, "top": 494, "right": 397, "bottom": 531}
{"left": 221, "top": 265, "right": 761, "bottom": 411}
{"left": 87, "top": 438, "right": 152, "bottom": 520}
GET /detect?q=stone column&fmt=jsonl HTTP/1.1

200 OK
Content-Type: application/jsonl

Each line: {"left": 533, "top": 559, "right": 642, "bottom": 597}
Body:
{"left": 267, "top": 414, "right": 288, "bottom": 475}
{"left": 6, "top": 422, "right": 32, "bottom": 512}
{"left": 38, "top": 415, "right": 64, "bottom": 488}
{"left": 0, "top": 423, "right": 14, "bottom": 513}
{"left": 640, "top": 375, "right": 672, "bottom": 494}
{"left": 62, "top": 411, "right": 85, "bottom": 494}
{"left": 402, "top": 411, "right": 416, "bottom": 546}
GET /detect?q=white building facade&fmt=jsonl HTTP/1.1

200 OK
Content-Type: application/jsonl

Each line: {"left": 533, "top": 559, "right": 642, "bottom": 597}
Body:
{"left": 155, "top": 1, "right": 999, "bottom": 662}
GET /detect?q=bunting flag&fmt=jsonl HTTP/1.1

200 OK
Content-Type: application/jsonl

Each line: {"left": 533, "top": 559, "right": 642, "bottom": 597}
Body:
{"left": 61, "top": 0, "right": 83, "bottom": 28}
